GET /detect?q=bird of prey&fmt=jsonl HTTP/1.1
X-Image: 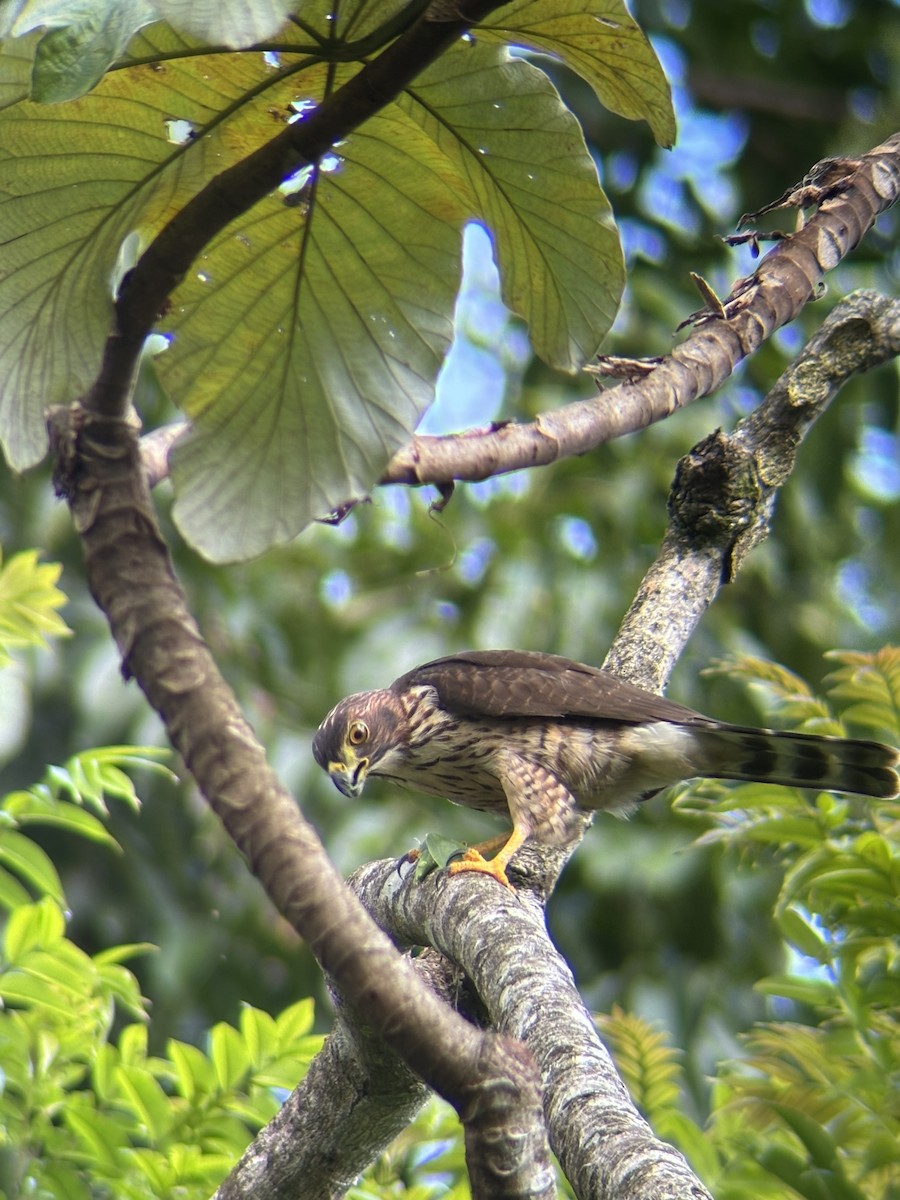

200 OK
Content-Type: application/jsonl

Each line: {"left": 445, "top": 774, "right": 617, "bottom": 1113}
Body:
{"left": 313, "top": 650, "right": 900, "bottom": 887}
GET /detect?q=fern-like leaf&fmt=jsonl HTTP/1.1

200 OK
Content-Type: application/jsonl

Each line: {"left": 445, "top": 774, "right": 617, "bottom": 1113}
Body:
{"left": 705, "top": 654, "right": 836, "bottom": 731}
{"left": 0, "top": 548, "right": 70, "bottom": 664}
{"left": 595, "top": 1005, "right": 683, "bottom": 1121}
{"left": 825, "top": 647, "right": 900, "bottom": 742}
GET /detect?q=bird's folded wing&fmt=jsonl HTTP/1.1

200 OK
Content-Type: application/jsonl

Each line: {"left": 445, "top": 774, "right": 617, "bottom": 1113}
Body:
{"left": 393, "top": 650, "right": 709, "bottom": 725}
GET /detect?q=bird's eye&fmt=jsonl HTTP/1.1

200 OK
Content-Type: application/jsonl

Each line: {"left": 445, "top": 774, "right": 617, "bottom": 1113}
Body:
{"left": 348, "top": 721, "right": 369, "bottom": 746}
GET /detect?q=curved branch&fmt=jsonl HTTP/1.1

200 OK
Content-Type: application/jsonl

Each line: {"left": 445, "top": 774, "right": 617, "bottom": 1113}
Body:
{"left": 49, "top": 404, "right": 552, "bottom": 1200}
{"left": 350, "top": 862, "right": 712, "bottom": 1200}
{"left": 606, "top": 288, "right": 900, "bottom": 688}
{"left": 139, "top": 132, "right": 900, "bottom": 492}
{"left": 290, "top": 289, "right": 900, "bottom": 1199}
{"left": 381, "top": 133, "right": 900, "bottom": 487}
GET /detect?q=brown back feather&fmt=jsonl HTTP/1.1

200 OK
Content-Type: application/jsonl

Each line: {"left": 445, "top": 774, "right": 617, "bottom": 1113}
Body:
{"left": 392, "top": 650, "right": 710, "bottom": 726}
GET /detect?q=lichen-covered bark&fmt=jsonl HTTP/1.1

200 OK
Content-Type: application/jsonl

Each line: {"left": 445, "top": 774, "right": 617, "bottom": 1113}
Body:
{"left": 288, "top": 290, "right": 900, "bottom": 1199}
{"left": 351, "top": 865, "right": 712, "bottom": 1200}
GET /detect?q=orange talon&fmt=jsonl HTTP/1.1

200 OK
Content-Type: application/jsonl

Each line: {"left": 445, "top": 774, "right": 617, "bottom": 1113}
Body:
{"left": 447, "top": 848, "right": 514, "bottom": 889}
{"left": 446, "top": 824, "right": 529, "bottom": 889}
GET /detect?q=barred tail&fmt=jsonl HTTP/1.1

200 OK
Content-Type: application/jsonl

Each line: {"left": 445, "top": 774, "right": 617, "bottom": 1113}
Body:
{"left": 696, "top": 727, "right": 900, "bottom": 799}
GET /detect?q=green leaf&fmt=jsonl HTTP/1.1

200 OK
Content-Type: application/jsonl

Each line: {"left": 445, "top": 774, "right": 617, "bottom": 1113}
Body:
{"left": 758, "top": 1145, "right": 828, "bottom": 1200}
{"left": 122, "top": 1146, "right": 173, "bottom": 1191}
{"left": 863, "top": 1132, "right": 900, "bottom": 1173}
{"left": 118, "top": 1020, "right": 149, "bottom": 1065}
{"left": 95, "top": 960, "right": 149, "bottom": 1018}
{"left": 754, "top": 973, "right": 837, "bottom": 1008}
{"left": 595, "top": 1004, "right": 683, "bottom": 1121}
{"left": 1, "top": 17, "right": 623, "bottom": 559}
{"left": 12, "top": 942, "right": 98, "bottom": 1001}
{"left": 480, "top": 0, "right": 675, "bottom": 146}
{"left": 0, "top": 548, "right": 70, "bottom": 662}
{"left": 0, "top": 968, "right": 77, "bottom": 1014}
{"left": 94, "top": 941, "right": 157, "bottom": 966}
{"left": 810, "top": 867, "right": 894, "bottom": 900}
{"left": 209, "top": 1020, "right": 250, "bottom": 1090}
{"left": 15, "top": 744, "right": 172, "bottom": 818}
{"left": 655, "top": 1109, "right": 721, "bottom": 1183}
{"left": 275, "top": 997, "right": 316, "bottom": 1047}
{"left": 420, "top": 831, "right": 469, "bottom": 873}
{"left": 3, "top": 785, "right": 119, "bottom": 844}
{"left": 114, "top": 1063, "right": 174, "bottom": 1140}
{"left": 240, "top": 1002, "right": 278, "bottom": 1069}
{"left": 767, "top": 1103, "right": 838, "bottom": 1172}
{"left": 825, "top": 647, "right": 900, "bottom": 740}
{"left": 0, "top": 21, "right": 238, "bottom": 468}
{"left": 171, "top": 40, "right": 622, "bottom": 559}
{"left": 777, "top": 908, "right": 830, "bottom": 963}
{"left": 405, "top": 45, "right": 623, "bottom": 372}
{"left": 25, "top": 1161, "right": 93, "bottom": 1200}
{"left": 3, "top": 896, "right": 66, "bottom": 959}
{"left": 64, "top": 750, "right": 154, "bottom": 813}
{"left": 853, "top": 830, "right": 895, "bottom": 872}
{"left": 93, "top": 1042, "right": 118, "bottom": 1101}
{"left": 0, "top": 864, "right": 34, "bottom": 910}
{"left": 724, "top": 812, "right": 823, "bottom": 848}
{"left": 154, "top": 0, "right": 295, "bottom": 47}
{"left": 707, "top": 654, "right": 835, "bottom": 729}
{"left": 0, "top": 830, "right": 65, "bottom": 903}
{"left": 28, "top": 2, "right": 157, "bottom": 103}
{"left": 63, "top": 1100, "right": 130, "bottom": 1172}
{"left": 168, "top": 1037, "right": 216, "bottom": 1101}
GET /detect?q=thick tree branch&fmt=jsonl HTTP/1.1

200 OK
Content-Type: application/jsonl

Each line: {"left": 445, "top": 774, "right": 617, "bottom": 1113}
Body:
{"left": 282, "top": 289, "right": 900, "bottom": 1198}
{"left": 48, "top": 405, "right": 552, "bottom": 1200}
{"left": 350, "top": 863, "right": 712, "bottom": 1200}
{"left": 217, "top": 1002, "right": 428, "bottom": 1200}
{"left": 217, "top": 952, "right": 462, "bottom": 1200}
{"left": 605, "top": 288, "right": 900, "bottom": 688}
{"left": 139, "top": 132, "right": 900, "bottom": 493}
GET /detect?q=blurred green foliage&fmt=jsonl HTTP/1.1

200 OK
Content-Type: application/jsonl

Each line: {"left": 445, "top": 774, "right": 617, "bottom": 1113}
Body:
{"left": 0, "top": 890, "right": 323, "bottom": 1200}
{"left": 0, "top": 4, "right": 897, "bottom": 1195}
{"left": 1, "top": 627, "right": 896, "bottom": 1195}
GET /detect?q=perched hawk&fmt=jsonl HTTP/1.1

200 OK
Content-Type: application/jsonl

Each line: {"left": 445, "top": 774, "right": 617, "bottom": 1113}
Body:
{"left": 313, "top": 650, "right": 900, "bottom": 887}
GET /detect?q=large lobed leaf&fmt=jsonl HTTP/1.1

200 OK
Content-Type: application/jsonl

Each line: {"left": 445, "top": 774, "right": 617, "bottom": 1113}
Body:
{"left": 479, "top": 0, "right": 675, "bottom": 147}
{"left": 0, "top": 3, "right": 673, "bottom": 559}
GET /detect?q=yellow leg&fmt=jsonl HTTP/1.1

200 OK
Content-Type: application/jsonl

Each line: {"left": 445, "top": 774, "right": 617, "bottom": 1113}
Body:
{"left": 447, "top": 752, "right": 556, "bottom": 888}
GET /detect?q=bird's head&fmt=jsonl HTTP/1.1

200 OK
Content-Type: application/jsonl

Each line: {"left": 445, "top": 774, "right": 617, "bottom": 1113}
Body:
{"left": 312, "top": 689, "right": 407, "bottom": 797}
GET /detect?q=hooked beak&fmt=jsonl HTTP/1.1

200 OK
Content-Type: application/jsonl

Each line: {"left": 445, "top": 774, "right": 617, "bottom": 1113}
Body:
{"left": 328, "top": 756, "right": 369, "bottom": 798}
